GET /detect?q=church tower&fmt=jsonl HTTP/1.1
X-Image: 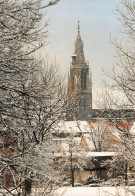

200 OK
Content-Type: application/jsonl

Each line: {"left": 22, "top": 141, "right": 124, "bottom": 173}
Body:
{"left": 68, "top": 22, "right": 92, "bottom": 121}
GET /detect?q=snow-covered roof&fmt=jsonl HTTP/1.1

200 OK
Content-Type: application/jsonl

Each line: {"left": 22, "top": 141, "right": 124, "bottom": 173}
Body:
{"left": 61, "top": 143, "right": 69, "bottom": 152}
{"left": 53, "top": 138, "right": 67, "bottom": 141}
{"left": 54, "top": 186, "right": 135, "bottom": 196}
{"left": 55, "top": 121, "right": 90, "bottom": 134}
{"left": 84, "top": 152, "right": 116, "bottom": 157}
{"left": 55, "top": 152, "right": 115, "bottom": 158}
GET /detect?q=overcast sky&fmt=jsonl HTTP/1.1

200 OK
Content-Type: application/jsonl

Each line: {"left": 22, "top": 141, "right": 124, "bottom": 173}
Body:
{"left": 41, "top": 0, "right": 127, "bottom": 107}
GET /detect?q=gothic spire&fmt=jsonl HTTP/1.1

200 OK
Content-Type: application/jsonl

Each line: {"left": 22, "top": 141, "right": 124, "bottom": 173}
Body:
{"left": 69, "top": 23, "right": 92, "bottom": 121}
{"left": 77, "top": 20, "right": 80, "bottom": 35}
{"left": 75, "top": 21, "right": 85, "bottom": 65}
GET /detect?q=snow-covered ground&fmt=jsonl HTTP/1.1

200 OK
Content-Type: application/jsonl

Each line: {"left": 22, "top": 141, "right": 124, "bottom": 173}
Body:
{"left": 54, "top": 186, "right": 135, "bottom": 196}
{"left": 1, "top": 186, "right": 135, "bottom": 196}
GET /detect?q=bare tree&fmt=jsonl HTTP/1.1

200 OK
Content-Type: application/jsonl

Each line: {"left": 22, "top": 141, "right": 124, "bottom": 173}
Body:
{"left": 106, "top": 0, "right": 135, "bottom": 110}
{"left": 88, "top": 119, "right": 107, "bottom": 152}
{"left": 109, "top": 0, "right": 135, "bottom": 165}
{"left": 98, "top": 0, "right": 135, "bottom": 190}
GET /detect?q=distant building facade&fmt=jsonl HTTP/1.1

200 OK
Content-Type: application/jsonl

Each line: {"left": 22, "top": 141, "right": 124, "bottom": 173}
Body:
{"left": 68, "top": 22, "right": 92, "bottom": 121}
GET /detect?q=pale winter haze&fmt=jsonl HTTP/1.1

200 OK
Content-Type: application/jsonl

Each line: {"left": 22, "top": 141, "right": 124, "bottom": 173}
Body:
{"left": 40, "top": 0, "right": 128, "bottom": 107}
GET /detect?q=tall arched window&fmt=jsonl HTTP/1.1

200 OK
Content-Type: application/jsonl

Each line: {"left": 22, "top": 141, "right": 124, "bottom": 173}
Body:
{"left": 84, "top": 72, "right": 86, "bottom": 90}
{"left": 72, "top": 76, "right": 74, "bottom": 91}
{"left": 81, "top": 72, "right": 87, "bottom": 90}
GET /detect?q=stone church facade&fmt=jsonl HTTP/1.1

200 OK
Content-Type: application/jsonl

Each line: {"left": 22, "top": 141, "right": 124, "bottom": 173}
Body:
{"left": 68, "top": 22, "right": 92, "bottom": 121}
{"left": 68, "top": 22, "right": 134, "bottom": 122}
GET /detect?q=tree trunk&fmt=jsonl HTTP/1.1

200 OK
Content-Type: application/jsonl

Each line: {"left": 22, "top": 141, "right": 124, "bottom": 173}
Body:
{"left": 22, "top": 179, "right": 32, "bottom": 196}
{"left": 70, "top": 151, "right": 74, "bottom": 187}
{"left": 71, "top": 169, "right": 74, "bottom": 187}
{"left": 124, "top": 160, "right": 128, "bottom": 186}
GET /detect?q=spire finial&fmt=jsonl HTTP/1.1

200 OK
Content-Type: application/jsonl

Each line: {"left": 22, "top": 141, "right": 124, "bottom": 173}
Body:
{"left": 77, "top": 21, "right": 80, "bottom": 34}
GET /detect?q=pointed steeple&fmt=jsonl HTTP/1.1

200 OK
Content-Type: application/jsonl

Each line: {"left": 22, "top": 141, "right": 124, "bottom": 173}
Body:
{"left": 68, "top": 22, "right": 92, "bottom": 121}
{"left": 75, "top": 21, "right": 85, "bottom": 65}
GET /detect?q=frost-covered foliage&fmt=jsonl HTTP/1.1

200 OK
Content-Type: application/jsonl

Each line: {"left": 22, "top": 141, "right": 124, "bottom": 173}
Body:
{"left": 102, "top": 122, "right": 135, "bottom": 187}
{"left": 54, "top": 133, "right": 84, "bottom": 187}
{"left": 0, "top": 0, "right": 72, "bottom": 195}
{"left": 54, "top": 130, "right": 95, "bottom": 187}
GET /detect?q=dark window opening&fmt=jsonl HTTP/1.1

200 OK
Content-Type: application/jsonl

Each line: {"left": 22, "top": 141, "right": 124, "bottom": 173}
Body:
{"left": 84, "top": 72, "right": 86, "bottom": 90}
{"left": 72, "top": 77, "right": 74, "bottom": 91}
{"left": 81, "top": 72, "right": 87, "bottom": 90}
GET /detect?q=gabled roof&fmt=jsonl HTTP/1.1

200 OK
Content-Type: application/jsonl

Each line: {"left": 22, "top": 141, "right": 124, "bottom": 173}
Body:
{"left": 54, "top": 120, "right": 134, "bottom": 153}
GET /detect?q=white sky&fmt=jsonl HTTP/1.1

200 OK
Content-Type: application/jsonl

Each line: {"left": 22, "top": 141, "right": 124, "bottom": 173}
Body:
{"left": 40, "top": 0, "right": 128, "bottom": 107}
